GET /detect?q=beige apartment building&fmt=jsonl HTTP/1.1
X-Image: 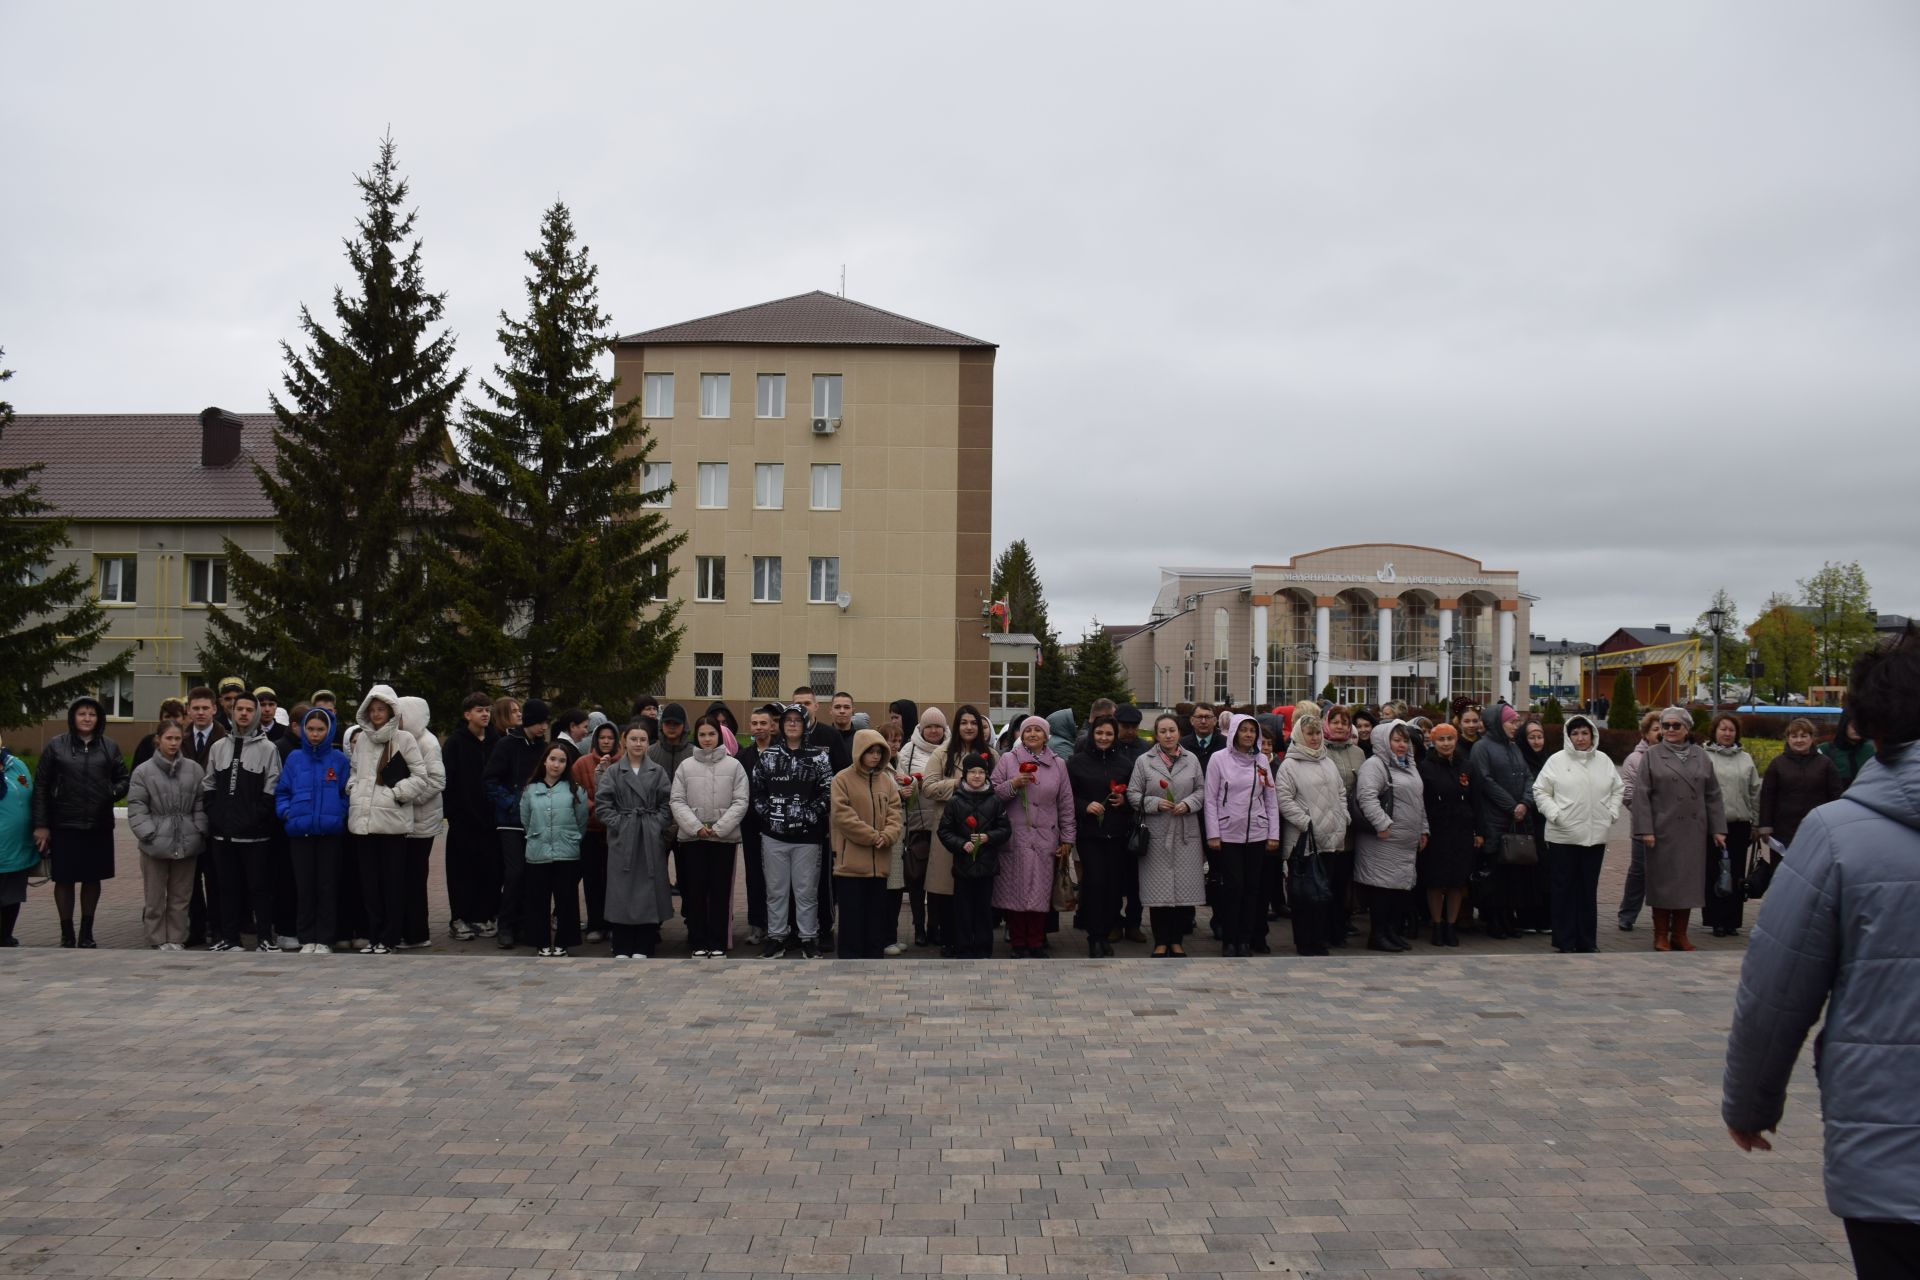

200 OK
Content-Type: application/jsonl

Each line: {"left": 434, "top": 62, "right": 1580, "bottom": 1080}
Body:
{"left": 0, "top": 410, "right": 288, "bottom": 750}
{"left": 613, "top": 291, "right": 996, "bottom": 711}
{"left": 1115, "top": 543, "right": 1534, "bottom": 713}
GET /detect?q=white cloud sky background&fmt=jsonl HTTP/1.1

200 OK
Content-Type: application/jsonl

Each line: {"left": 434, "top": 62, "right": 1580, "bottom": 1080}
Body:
{"left": 4, "top": 1, "right": 1916, "bottom": 645}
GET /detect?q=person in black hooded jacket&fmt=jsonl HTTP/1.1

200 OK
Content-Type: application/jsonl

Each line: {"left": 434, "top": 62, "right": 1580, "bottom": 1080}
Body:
{"left": 937, "top": 752, "right": 1011, "bottom": 958}
{"left": 31, "top": 695, "right": 130, "bottom": 947}
{"left": 1066, "top": 715, "right": 1136, "bottom": 957}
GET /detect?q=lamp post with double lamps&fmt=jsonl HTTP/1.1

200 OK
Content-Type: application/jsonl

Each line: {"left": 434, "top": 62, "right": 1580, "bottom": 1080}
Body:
{"left": 1706, "top": 606, "right": 1728, "bottom": 710}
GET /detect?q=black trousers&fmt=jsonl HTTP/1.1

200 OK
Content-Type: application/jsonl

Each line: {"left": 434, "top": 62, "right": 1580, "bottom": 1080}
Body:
{"left": 579, "top": 829, "right": 608, "bottom": 932}
{"left": 496, "top": 828, "right": 527, "bottom": 942}
{"left": 212, "top": 837, "right": 275, "bottom": 947}
{"left": 1368, "top": 885, "right": 1411, "bottom": 942}
{"left": 1215, "top": 842, "right": 1266, "bottom": 946}
{"left": 610, "top": 922, "right": 660, "bottom": 957}
{"left": 1078, "top": 834, "right": 1127, "bottom": 940}
{"left": 1289, "top": 859, "right": 1330, "bottom": 956}
{"left": 357, "top": 834, "right": 406, "bottom": 947}
{"left": 1546, "top": 841, "right": 1606, "bottom": 952}
{"left": 1150, "top": 905, "right": 1194, "bottom": 947}
{"left": 1846, "top": 1218, "right": 1920, "bottom": 1280}
{"left": 521, "top": 859, "right": 582, "bottom": 949}
{"left": 678, "top": 840, "right": 734, "bottom": 952}
{"left": 1323, "top": 849, "right": 1354, "bottom": 945}
{"left": 336, "top": 837, "right": 366, "bottom": 943}
{"left": 833, "top": 876, "right": 891, "bottom": 958}
{"left": 403, "top": 835, "right": 432, "bottom": 945}
{"left": 1702, "top": 820, "right": 1751, "bottom": 932}
{"left": 271, "top": 828, "right": 297, "bottom": 939}
{"left": 445, "top": 820, "right": 500, "bottom": 927}
{"left": 741, "top": 823, "right": 767, "bottom": 930}
{"left": 816, "top": 844, "right": 835, "bottom": 933}
{"left": 1117, "top": 843, "right": 1142, "bottom": 929}
{"left": 1251, "top": 855, "right": 1279, "bottom": 947}
{"left": 927, "top": 891, "right": 953, "bottom": 946}
{"left": 289, "top": 834, "right": 341, "bottom": 945}
{"left": 951, "top": 876, "right": 994, "bottom": 958}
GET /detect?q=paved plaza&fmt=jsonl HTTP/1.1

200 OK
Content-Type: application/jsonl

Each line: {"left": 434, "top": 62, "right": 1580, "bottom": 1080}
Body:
{"left": 0, "top": 943, "right": 1846, "bottom": 1280}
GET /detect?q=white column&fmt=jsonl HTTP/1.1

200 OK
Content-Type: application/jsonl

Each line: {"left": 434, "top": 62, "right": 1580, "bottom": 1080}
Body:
{"left": 1251, "top": 603, "right": 1269, "bottom": 708}
{"left": 1314, "top": 605, "right": 1331, "bottom": 697}
{"left": 1498, "top": 609, "right": 1517, "bottom": 706}
{"left": 1437, "top": 608, "right": 1455, "bottom": 703}
{"left": 1376, "top": 605, "right": 1394, "bottom": 705}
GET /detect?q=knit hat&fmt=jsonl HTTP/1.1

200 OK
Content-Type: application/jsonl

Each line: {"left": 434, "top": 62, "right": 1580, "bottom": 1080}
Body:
{"left": 1114, "top": 703, "right": 1143, "bottom": 726}
{"left": 961, "top": 752, "right": 994, "bottom": 775}
{"left": 659, "top": 702, "right": 687, "bottom": 725}
{"left": 1498, "top": 704, "right": 1520, "bottom": 725}
{"left": 851, "top": 711, "right": 871, "bottom": 730}
{"left": 521, "top": 698, "right": 551, "bottom": 727}
{"left": 1429, "top": 723, "right": 1458, "bottom": 741}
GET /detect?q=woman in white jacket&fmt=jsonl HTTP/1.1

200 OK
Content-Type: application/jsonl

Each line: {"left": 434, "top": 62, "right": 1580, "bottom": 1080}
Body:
{"left": 395, "top": 697, "right": 447, "bottom": 950}
{"left": 346, "top": 685, "right": 430, "bottom": 954}
{"left": 1274, "top": 711, "right": 1350, "bottom": 957}
{"left": 1532, "top": 713, "right": 1624, "bottom": 954}
{"left": 669, "top": 716, "right": 749, "bottom": 956}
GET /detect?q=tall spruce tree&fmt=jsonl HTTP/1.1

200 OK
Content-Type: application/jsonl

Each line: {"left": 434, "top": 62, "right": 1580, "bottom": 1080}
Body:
{"left": 0, "top": 351, "right": 133, "bottom": 728}
{"left": 1606, "top": 669, "right": 1639, "bottom": 730}
{"left": 201, "top": 137, "right": 467, "bottom": 699}
{"left": 990, "top": 540, "right": 1070, "bottom": 713}
{"left": 1069, "top": 622, "right": 1134, "bottom": 720}
{"left": 436, "top": 201, "right": 683, "bottom": 708}
{"left": 1799, "top": 561, "right": 1875, "bottom": 687}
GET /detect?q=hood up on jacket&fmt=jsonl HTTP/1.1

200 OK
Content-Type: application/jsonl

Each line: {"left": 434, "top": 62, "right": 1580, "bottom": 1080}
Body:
{"left": 850, "top": 728, "right": 891, "bottom": 775}
{"left": 1845, "top": 746, "right": 1920, "bottom": 834}
{"left": 298, "top": 707, "right": 338, "bottom": 757}
{"left": 67, "top": 694, "right": 105, "bottom": 738}
{"left": 1212, "top": 713, "right": 1266, "bottom": 778}
{"left": 1046, "top": 709, "right": 1077, "bottom": 741}
{"left": 395, "top": 695, "right": 432, "bottom": 742}
{"left": 356, "top": 684, "right": 403, "bottom": 736}
{"left": 1371, "top": 718, "right": 1414, "bottom": 767}
{"left": 1562, "top": 714, "right": 1600, "bottom": 758}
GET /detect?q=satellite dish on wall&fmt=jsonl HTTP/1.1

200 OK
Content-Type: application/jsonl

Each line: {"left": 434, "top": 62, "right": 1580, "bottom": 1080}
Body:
{"left": 835, "top": 592, "right": 853, "bottom": 612}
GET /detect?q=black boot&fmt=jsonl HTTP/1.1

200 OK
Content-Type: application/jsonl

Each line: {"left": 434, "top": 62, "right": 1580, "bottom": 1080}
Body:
{"left": 78, "top": 918, "right": 97, "bottom": 949}
{"left": 1431, "top": 922, "right": 1445, "bottom": 946}
{"left": 60, "top": 920, "right": 76, "bottom": 948}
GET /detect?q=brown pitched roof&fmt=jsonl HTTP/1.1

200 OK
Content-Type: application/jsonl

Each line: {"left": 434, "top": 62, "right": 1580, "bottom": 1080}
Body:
{"left": 0, "top": 413, "right": 280, "bottom": 521}
{"left": 617, "top": 290, "right": 995, "bottom": 349}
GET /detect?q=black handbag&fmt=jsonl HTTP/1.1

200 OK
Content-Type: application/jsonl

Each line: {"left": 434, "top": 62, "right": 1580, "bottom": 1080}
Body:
{"left": 1288, "top": 824, "right": 1331, "bottom": 908}
{"left": 1745, "top": 837, "right": 1775, "bottom": 900}
{"left": 1127, "top": 820, "right": 1151, "bottom": 857}
{"left": 1713, "top": 850, "right": 1735, "bottom": 899}
{"left": 378, "top": 747, "right": 413, "bottom": 789}
{"left": 1496, "top": 821, "right": 1539, "bottom": 866}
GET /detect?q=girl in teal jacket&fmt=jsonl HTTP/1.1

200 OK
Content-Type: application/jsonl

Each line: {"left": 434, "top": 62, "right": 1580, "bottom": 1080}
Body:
{"left": 0, "top": 730, "right": 36, "bottom": 946}
{"left": 519, "top": 743, "right": 588, "bottom": 957}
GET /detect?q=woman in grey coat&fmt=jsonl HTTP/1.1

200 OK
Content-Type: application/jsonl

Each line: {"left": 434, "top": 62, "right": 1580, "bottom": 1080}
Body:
{"left": 1467, "top": 704, "right": 1535, "bottom": 939}
{"left": 1275, "top": 710, "right": 1350, "bottom": 956}
{"left": 595, "top": 721, "right": 675, "bottom": 958}
{"left": 1723, "top": 630, "right": 1920, "bottom": 1275}
{"left": 1354, "top": 720, "right": 1428, "bottom": 953}
{"left": 1630, "top": 707, "right": 1727, "bottom": 953}
{"left": 127, "top": 722, "right": 207, "bottom": 949}
{"left": 1126, "top": 714, "right": 1206, "bottom": 957}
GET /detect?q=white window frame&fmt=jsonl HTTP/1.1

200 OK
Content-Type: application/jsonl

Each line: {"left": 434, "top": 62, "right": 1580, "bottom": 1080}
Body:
{"left": 99, "top": 673, "right": 136, "bottom": 720}
{"left": 811, "top": 374, "right": 843, "bottom": 420}
{"left": 97, "top": 555, "right": 136, "bottom": 604}
{"left": 695, "top": 555, "right": 726, "bottom": 602}
{"left": 693, "top": 653, "right": 724, "bottom": 699}
{"left": 1183, "top": 642, "right": 1196, "bottom": 703}
{"left": 642, "top": 556, "right": 669, "bottom": 603}
{"left": 808, "top": 556, "right": 840, "bottom": 604}
{"left": 642, "top": 461, "right": 672, "bottom": 508}
{"left": 756, "top": 373, "right": 786, "bottom": 419}
{"left": 808, "top": 653, "right": 837, "bottom": 697}
{"left": 988, "top": 660, "right": 1032, "bottom": 712}
{"left": 696, "top": 462, "right": 728, "bottom": 509}
{"left": 753, "top": 462, "right": 784, "bottom": 509}
{"left": 187, "top": 556, "right": 228, "bottom": 606}
{"left": 752, "top": 556, "right": 783, "bottom": 603}
{"left": 699, "top": 373, "right": 731, "bottom": 419}
{"left": 809, "top": 463, "right": 842, "bottom": 511}
{"left": 643, "top": 372, "right": 674, "bottom": 418}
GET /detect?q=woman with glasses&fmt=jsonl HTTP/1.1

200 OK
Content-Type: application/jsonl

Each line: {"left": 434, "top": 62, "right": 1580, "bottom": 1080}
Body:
{"left": 1630, "top": 707, "right": 1727, "bottom": 952}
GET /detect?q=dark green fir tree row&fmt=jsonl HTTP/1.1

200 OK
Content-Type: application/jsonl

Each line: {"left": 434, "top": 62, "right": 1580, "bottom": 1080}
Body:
{"left": 989, "top": 539, "right": 1071, "bottom": 715}
{"left": 200, "top": 137, "right": 469, "bottom": 704}
{"left": 433, "top": 201, "right": 683, "bottom": 709}
{"left": 0, "top": 351, "right": 132, "bottom": 729}
{"left": 1068, "top": 621, "right": 1134, "bottom": 721}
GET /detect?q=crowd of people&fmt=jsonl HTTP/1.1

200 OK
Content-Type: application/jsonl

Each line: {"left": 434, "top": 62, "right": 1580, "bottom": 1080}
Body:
{"left": 0, "top": 675, "right": 1881, "bottom": 960}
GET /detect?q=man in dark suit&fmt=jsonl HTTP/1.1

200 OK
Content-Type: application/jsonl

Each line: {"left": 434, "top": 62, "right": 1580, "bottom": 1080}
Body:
{"left": 183, "top": 686, "right": 227, "bottom": 944}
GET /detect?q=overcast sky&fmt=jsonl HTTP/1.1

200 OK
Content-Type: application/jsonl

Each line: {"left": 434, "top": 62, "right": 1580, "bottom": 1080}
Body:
{"left": 4, "top": 2, "right": 1916, "bottom": 645}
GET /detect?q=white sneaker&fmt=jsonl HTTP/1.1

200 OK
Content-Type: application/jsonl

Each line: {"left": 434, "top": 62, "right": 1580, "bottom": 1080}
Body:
{"left": 883, "top": 942, "right": 906, "bottom": 956}
{"left": 476, "top": 920, "right": 498, "bottom": 938}
{"left": 450, "top": 918, "right": 475, "bottom": 941}
{"left": 159, "top": 942, "right": 183, "bottom": 951}
{"left": 277, "top": 935, "right": 300, "bottom": 951}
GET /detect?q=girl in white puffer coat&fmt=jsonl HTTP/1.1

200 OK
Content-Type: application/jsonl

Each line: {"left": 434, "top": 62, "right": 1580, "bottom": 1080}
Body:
{"left": 394, "top": 697, "right": 447, "bottom": 949}
{"left": 1531, "top": 714, "right": 1624, "bottom": 954}
{"left": 346, "top": 685, "right": 430, "bottom": 953}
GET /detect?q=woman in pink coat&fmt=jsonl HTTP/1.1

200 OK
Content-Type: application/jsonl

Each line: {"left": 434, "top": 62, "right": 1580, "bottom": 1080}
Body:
{"left": 990, "top": 716, "right": 1076, "bottom": 957}
{"left": 1203, "top": 713, "right": 1281, "bottom": 956}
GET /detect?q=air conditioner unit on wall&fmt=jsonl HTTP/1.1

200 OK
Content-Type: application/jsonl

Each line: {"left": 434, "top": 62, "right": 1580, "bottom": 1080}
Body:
{"left": 811, "top": 417, "right": 837, "bottom": 435}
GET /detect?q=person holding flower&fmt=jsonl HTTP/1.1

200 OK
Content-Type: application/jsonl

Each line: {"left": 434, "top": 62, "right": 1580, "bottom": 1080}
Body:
{"left": 937, "top": 752, "right": 1011, "bottom": 958}
{"left": 1203, "top": 713, "right": 1281, "bottom": 957}
{"left": 1066, "top": 714, "right": 1135, "bottom": 957}
{"left": 1128, "top": 713, "right": 1206, "bottom": 957}
{"left": 990, "top": 716, "right": 1075, "bottom": 958}
{"left": 891, "top": 706, "right": 946, "bottom": 950}
{"left": 921, "top": 704, "right": 995, "bottom": 955}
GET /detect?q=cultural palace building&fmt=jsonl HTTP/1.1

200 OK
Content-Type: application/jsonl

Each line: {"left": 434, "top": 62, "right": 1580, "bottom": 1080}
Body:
{"left": 1115, "top": 544, "right": 1534, "bottom": 713}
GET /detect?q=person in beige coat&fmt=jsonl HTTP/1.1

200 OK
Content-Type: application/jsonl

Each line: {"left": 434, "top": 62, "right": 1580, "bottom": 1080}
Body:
{"left": 346, "top": 685, "right": 430, "bottom": 953}
{"left": 917, "top": 704, "right": 995, "bottom": 956}
{"left": 670, "top": 717, "right": 749, "bottom": 956}
{"left": 829, "top": 728, "right": 902, "bottom": 959}
{"left": 127, "top": 722, "right": 207, "bottom": 949}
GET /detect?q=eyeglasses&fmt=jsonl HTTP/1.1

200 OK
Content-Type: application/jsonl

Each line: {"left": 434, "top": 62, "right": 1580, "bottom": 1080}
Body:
{"left": 1660, "top": 721, "right": 1688, "bottom": 730}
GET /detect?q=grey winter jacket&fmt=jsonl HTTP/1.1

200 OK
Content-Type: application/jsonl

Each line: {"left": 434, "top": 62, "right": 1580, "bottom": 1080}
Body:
{"left": 1721, "top": 746, "right": 1920, "bottom": 1222}
{"left": 669, "top": 745, "right": 749, "bottom": 843}
{"left": 128, "top": 752, "right": 207, "bottom": 860}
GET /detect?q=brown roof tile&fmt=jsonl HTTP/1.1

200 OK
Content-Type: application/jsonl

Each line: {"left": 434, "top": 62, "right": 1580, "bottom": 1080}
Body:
{"left": 0, "top": 412, "right": 280, "bottom": 521}
{"left": 617, "top": 290, "right": 995, "bottom": 349}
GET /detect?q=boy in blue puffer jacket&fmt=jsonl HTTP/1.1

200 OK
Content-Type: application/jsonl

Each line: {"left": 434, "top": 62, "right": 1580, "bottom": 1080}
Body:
{"left": 276, "top": 707, "right": 350, "bottom": 952}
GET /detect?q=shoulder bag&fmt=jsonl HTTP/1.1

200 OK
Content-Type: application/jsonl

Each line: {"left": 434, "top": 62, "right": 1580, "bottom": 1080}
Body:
{"left": 1288, "top": 823, "right": 1331, "bottom": 909}
{"left": 1496, "top": 818, "right": 1539, "bottom": 866}
{"left": 1744, "top": 834, "right": 1775, "bottom": 899}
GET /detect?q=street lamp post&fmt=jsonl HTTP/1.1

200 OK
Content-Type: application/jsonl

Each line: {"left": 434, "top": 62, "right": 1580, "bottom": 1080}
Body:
{"left": 1706, "top": 606, "right": 1728, "bottom": 710}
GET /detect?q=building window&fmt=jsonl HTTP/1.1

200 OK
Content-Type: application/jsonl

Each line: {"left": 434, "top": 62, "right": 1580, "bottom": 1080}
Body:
{"left": 1331, "top": 589, "right": 1378, "bottom": 661}
{"left": 98, "top": 674, "right": 135, "bottom": 720}
{"left": 753, "top": 462, "right": 784, "bottom": 509}
{"left": 699, "top": 373, "right": 730, "bottom": 418}
{"left": 642, "top": 461, "right": 671, "bottom": 507}
{"left": 97, "top": 556, "right": 136, "bottom": 604}
{"left": 1213, "top": 660, "right": 1229, "bottom": 704}
{"left": 187, "top": 556, "right": 227, "bottom": 606}
{"left": 643, "top": 372, "right": 673, "bottom": 418}
{"left": 693, "top": 652, "right": 724, "bottom": 699}
{"left": 20, "top": 559, "right": 47, "bottom": 586}
{"left": 1267, "top": 593, "right": 1315, "bottom": 705}
{"left": 641, "top": 556, "right": 669, "bottom": 603}
{"left": 1452, "top": 600, "right": 1494, "bottom": 707}
{"left": 808, "top": 653, "right": 837, "bottom": 696}
{"left": 810, "top": 463, "right": 841, "bottom": 510}
{"left": 1211, "top": 607, "right": 1231, "bottom": 702}
{"left": 989, "top": 660, "right": 1032, "bottom": 713}
{"left": 696, "top": 462, "right": 728, "bottom": 509}
{"left": 694, "top": 555, "right": 725, "bottom": 602}
{"left": 808, "top": 556, "right": 840, "bottom": 603}
{"left": 811, "top": 374, "right": 842, "bottom": 421}
{"left": 756, "top": 374, "right": 786, "bottom": 419}
{"left": 752, "top": 556, "right": 782, "bottom": 603}
{"left": 1183, "top": 642, "right": 1195, "bottom": 703}
{"left": 751, "top": 652, "right": 781, "bottom": 698}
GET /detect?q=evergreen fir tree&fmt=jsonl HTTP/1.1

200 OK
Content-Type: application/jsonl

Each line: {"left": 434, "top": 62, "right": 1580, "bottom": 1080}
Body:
{"left": 436, "top": 201, "right": 684, "bottom": 708}
{"left": 990, "top": 540, "right": 1070, "bottom": 713}
{"left": 201, "top": 137, "right": 467, "bottom": 699}
{"left": 1069, "top": 622, "right": 1134, "bottom": 720}
{"left": 0, "top": 351, "right": 132, "bottom": 728}
{"left": 1606, "top": 669, "right": 1639, "bottom": 731}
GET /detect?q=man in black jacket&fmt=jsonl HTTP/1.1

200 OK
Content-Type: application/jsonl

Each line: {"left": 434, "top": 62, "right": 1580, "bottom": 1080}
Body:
{"left": 442, "top": 692, "right": 501, "bottom": 941}
{"left": 1112, "top": 704, "right": 1150, "bottom": 943}
{"left": 203, "top": 693, "right": 283, "bottom": 952}
{"left": 735, "top": 703, "right": 783, "bottom": 946}
{"left": 483, "top": 697, "right": 548, "bottom": 949}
